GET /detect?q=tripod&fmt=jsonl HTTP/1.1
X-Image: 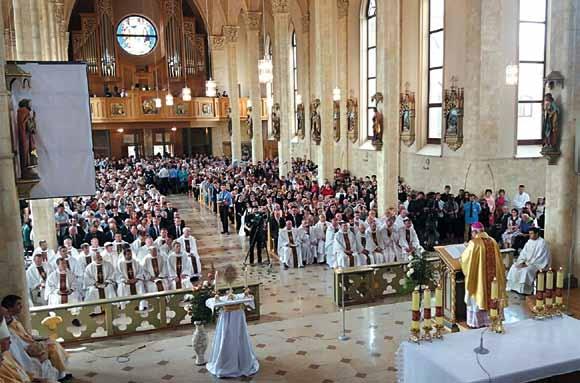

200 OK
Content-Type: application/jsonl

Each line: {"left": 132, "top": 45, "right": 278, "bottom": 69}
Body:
{"left": 242, "top": 215, "right": 271, "bottom": 268}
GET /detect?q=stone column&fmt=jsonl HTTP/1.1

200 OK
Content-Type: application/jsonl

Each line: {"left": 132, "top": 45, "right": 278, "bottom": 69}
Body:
{"left": 13, "top": 0, "right": 35, "bottom": 60}
{"left": 544, "top": 0, "right": 579, "bottom": 274}
{"left": 223, "top": 25, "right": 242, "bottom": 162}
{"left": 0, "top": 4, "right": 31, "bottom": 326}
{"left": 375, "top": 0, "right": 400, "bottom": 211}
{"left": 29, "top": 199, "right": 57, "bottom": 250}
{"left": 301, "top": 12, "right": 312, "bottom": 159}
{"left": 336, "top": 0, "right": 348, "bottom": 170}
{"left": 272, "top": 0, "right": 291, "bottom": 176}
{"left": 29, "top": 0, "right": 43, "bottom": 59}
{"left": 245, "top": 12, "right": 264, "bottom": 163}
{"left": 143, "top": 129, "right": 154, "bottom": 157}
{"left": 313, "top": 0, "right": 335, "bottom": 182}
{"left": 47, "top": 0, "right": 59, "bottom": 60}
{"left": 53, "top": 0, "right": 66, "bottom": 60}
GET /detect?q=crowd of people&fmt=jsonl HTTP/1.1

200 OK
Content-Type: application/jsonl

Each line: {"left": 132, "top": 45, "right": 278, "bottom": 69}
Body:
{"left": 20, "top": 155, "right": 547, "bottom": 309}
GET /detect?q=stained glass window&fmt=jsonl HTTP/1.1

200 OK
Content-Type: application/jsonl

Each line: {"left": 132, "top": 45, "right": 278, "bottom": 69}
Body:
{"left": 364, "top": 0, "right": 377, "bottom": 138}
{"left": 427, "top": 0, "right": 444, "bottom": 143}
{"left": 116, "top": 16, "right": 158, "bottom": 56}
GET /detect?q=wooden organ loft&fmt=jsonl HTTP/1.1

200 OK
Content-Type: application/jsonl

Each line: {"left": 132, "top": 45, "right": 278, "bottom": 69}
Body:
{"left": 70, "top": 0, "right": 207, "bottom": 97}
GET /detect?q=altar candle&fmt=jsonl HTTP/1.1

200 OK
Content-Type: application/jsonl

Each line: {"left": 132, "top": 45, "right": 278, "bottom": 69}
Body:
{"left": 557, "top": 267, "right": 564, "bottom": 289}
{"left": 423, "top": 288, "right": 432, "bottom": 327}
{"left": 546, "top": 269, "right": 554, "bottom": 290}
{"left": 411, "top": 288, "right": 420, "bottom": 331}
{"left": 535, "top": 271, "right": 545, "bottom": 310}
{"left": 491, "top": 277, "right": 498, "bottom": 300}
{"left": 412, "top": 287, "right": 420, "bottom": 311}
{"left": 435, "top": 285, "right": 444, "bottom": 326}
{"left": 537, "top": 270, "right": 545, "bottom": 292}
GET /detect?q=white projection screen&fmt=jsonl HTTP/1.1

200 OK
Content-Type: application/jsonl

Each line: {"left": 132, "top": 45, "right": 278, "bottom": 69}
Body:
{"left": 11, "top": 62, "right": 95, "bottom": 199}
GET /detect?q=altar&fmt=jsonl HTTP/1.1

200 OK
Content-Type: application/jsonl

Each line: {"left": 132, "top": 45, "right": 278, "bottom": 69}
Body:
{"left": 397, "top": 316, "right": 580, "bottom": 383}
{"left": 205, "top": 293, "right": 259, "bottom": 378}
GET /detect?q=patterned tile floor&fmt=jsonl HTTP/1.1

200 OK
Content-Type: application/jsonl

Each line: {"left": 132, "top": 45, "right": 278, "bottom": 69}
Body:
{"left": 66, "top": 195, "right": 531, "bottom": 383}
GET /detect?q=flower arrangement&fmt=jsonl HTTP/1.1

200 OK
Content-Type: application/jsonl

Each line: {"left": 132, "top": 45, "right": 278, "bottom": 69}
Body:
{"left": 403, "top": 249, "right": 435, "bottom": 294}
{"left": 184, "top": 273, "right": 216, "bottom": 324}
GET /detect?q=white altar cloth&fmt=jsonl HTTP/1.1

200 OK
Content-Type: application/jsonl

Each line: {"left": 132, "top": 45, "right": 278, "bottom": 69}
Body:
{"left": 205, "top": 293, "right": 259, "bottom": 378}
{"left": 397, "top": 316, "right": 580, "bottom": 383}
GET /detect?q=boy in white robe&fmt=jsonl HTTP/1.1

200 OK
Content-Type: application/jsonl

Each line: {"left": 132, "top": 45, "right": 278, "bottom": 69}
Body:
{"left": 277, "top": 220, "right": 303, "bottom": 269}
{"left": 84, "top": 251, "right": 117, "bottom": 314}
{"left": 176, "top": 228, "right": 202, "bottom": 281}
{"left": 334, "top": 221, "right": 359, "bottom": 268}
{"left": 167, "top": 242, "right": 194, "bottom": 289}
{"left": 313, "top": 215, "right": 328, "bottom": 264}
{"left": 116, "top": 248, "right": 147, "bottom": 310}
{"left": 26, "top": 253, "right": 49, "bottom": 306}
{"left": 506, "top": 227, "right": 550, "bottom": 294}
{"left": 325, "top": 218, "right": 341, "bottom": 268}
{"left": 45, "top": 258, "right": 81, "bottom": 306}
{"left": 142, "top": 247, "right": 170, "bottom": 292}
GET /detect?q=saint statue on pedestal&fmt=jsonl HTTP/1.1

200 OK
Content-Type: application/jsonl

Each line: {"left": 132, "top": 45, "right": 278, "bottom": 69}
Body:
{"left": 542, "top": 93, "right": 560, "bottom": 150}
{"left": 17, "top": 99, "right": 38, "bottom": 177}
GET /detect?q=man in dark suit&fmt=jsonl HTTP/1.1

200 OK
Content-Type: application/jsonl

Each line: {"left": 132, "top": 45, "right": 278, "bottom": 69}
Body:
{"left": 148, "top": 217, "right": 162, "bottom": 240}
{"left": 164, "top": 202, "right": 178, "bottom": 222}
{"left": 168, "top": 216, "right": 186, "bottom": 239}
{"left": 84, "top": 222, "right": 106, "bottom": 246}
{"left": 285, "top": 205, "right": 303, "bottom": 228}
{"left": 66, "top": 225, "right": 84, "bottom": 249}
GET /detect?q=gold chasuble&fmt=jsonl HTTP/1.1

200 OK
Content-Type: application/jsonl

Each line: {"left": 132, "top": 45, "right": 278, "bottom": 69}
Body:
{"left": 0, "top": 352, "right": 32, "bottom": 382}
{"left": 461, "top": 232, "right": 507, "bottom": 311}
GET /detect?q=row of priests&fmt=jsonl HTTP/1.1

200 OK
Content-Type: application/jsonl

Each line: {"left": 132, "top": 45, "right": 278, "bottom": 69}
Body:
{"left": 461, "top": 223, "right": 550, "bottom": 328}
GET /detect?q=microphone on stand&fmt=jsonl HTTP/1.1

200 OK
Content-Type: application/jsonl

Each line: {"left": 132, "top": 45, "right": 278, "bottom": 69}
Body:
{"left": 473, "top": 327, "right": 490, "bottom": 355}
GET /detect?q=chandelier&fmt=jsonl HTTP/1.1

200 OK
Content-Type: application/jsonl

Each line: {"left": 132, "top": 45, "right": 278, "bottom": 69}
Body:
{"left": 205, "top": 0, "right": 217, "bottom": 97}
{"left": 258, "top": 0, "right": 273, "bottom": 84}
{"left": 182, "top": 86, "right": 192, "bottom": 101}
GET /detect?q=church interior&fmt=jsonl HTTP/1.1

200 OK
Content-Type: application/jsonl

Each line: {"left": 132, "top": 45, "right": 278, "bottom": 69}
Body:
{"left": 1, "top": 0, "right": 580, "bottom": 382}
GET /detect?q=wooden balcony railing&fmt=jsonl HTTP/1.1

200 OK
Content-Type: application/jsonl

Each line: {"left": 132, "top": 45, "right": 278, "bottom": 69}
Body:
{"left": 89, "top": 91, "right": 268, "bottom": 124}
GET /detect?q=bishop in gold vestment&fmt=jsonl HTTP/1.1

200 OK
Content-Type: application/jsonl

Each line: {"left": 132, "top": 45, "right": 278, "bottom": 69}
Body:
{"left": 460, "top": 222, "right": 507, "bottom": 328}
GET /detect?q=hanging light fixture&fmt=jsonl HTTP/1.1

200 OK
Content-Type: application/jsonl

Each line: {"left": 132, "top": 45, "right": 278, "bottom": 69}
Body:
{"left": 165, "top": 93, "right": 174, "bottom": 106}
{"left": 180, "top": 11, "right": 192, "bottom": 101}
{"left": 258, "top": 0, "right": 273, "bottom": 83}
{"left": 154, "top": 46, "right": 162, "bottom": 108}
{"left": 205, "top": 0, "right": 217, "bottom": 97}
{"left": 333, "top": 24, "right": 341, "bottom": 101}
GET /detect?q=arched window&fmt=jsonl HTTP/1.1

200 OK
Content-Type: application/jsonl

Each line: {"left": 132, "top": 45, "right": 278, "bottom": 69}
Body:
{"left": 265, "top": 34, "right": 274, "bottom": 138}
{"left": 517, "top": 0, "right": 547, "bottom": 145}
{"left": 291, "top": 30, "right": 298, "bottom": 135}
{"left": 363, "top": 0, "right": 377, "bottom": 139}
{"left": 427, "top": 0, "right": 444, "bottom": 143}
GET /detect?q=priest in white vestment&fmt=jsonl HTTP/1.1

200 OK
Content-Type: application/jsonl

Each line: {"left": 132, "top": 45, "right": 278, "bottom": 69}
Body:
{"left": 7, "top": 328, "right": 61, "bottom": 382}
{"left": 84, "top": 252, "right": 117, "bottom": 305}
{"left": 278, "top": 220, "right": 304, "bottom": 269}
{"left": 167, "top": 242, "right": 194, "bottom": 289}
{"left": 334, "top": 222, "right": 360, "bottom": 268}
{"left": 313, "top": 215, "right": 328, "bottom": 264}
{"left": 26, "top": 253, "right": 50, "bottom": 306}
{"left": 506, "top": 227, "right": 550, "bottom": 294}
{"left": 116, "top": 248, "right": 147, "bottom": 310}
{"left": 74, "top": 243, "right": 94, "bottom": 273}
{"left": 112, "top": 233, "right": 129, "bottom": 258}
{"left": 101, "top": 242, "right": 120, "bottom": 269}
{"left": 366, "top": 221, "right": 388, "bottom": 264}
{"left": 62, "top": 239, "right": 79, "bottom": 260}
{"left": 398, "top": 218, "right": 422, "bottom": 259}
{"left": 153, "top": 228, "right": 171, "bottom": 256}
{"left": 45, "top": 258, "right": 81, "bottom": 306}
{"left": 325, "top": 219, "right": 341, "bottom": 268}
{"left": 383, "top": 218, "right": 401, "bottom": 263}
{"left": 176, "top": 228, "right": 202, "bottom": 281}
{"left": 299, "top": 221, "right": 317, "bottom": 265}
{"left": 130, "top": 233, "right": 149, "bottom": 263}
{"left": 32, "top": 241, "right": 56, "bottom": 265}
{"left": 53, "top": 247, "right": 85, "bottom": 298}
{"left": 356, "top": 223, "right": 374, "bottom": 265}
{"left": 142, "top": 247, "right": 170, "bottom": 292}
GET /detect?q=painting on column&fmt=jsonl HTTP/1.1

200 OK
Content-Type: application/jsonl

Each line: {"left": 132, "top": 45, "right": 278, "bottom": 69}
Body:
{"left": 399, "top": 86, "right": 415, "bottom": 147}
{"left": 443, "top": 79, "right": 464, "bottom": 151}
{"left": 310, "top": 99, "right": 321, "bottom": 145}
{"left": 346, "top": 98, "right": 358, "bottom": 143}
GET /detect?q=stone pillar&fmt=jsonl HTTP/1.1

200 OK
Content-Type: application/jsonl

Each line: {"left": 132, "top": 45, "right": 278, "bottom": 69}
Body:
{"left": 29, "top": 0, "right": 43, "bottom": 59}
{"left": 29, "top": 199, "right": 57, "bottom": 250}
{"left": 301, "top": 12, "right": 312, "bottom": 159}
{"left": 53, "top": 0, "right": 66, "bottom": 60}
{"left": 0, "top": 4, "right": 31, "bottom": 326}
{"left": 13, "top": 0, "right": 34, "bottom": 60}
{"left": 143, "top": 129, "right": 154, "bottom": 157}
{"left": 40, "top": 0, "right": 54, "bottom": 60}
{"left": 375, "top": 0, "right": 400, "bottom": 211}
{"left": 223, "top": 25, "right": 242, "bottom": 163}
{"left": 272, "top": 1, "right": 291, "bottom": 175}
{"left": 313, "top": 0, "right": 335, "bottom": 182}
{"left": 47, "top": 0, "right": 58, "bottom": 60}
{"left": 336, "top": 0, "right": 348, "bottom": 170}
{"left": 245, "top": 12, "right": 264, "bottom": 164}
{"left": 544, "top": 0, "right": 579, "bottom": 274}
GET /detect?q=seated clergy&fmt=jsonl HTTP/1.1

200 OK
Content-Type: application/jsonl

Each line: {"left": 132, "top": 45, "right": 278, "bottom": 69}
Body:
{"left": 84, "top": 251, "right": 117, "bottom": 313}
{"left": 313, "top": 214, "right": 328, "bottom": 264}
{"left": 325, "top": 218, "right": 340, "bottom": 269}
{"left": 334, "top": 221, "right": 359, "bottom": 268}
{"left": 26, "top": 253, "right": 50, "bottom": 307}
{"left": 101, "top": 242, "right": 119, "bottom": 268}
{"left": 356, "top": 223, "right": 373, "bottom": 265}
{"left": 74, "top": 243, "right": 93, "bottom": 272}
{"left": 53, "top": 247, "right": 84, "bottom": 299}
{"left": 130, "top": 231, "right": 149, "bottom": 263}
{"left": 2, "top": 295, "right": 68, "bottom": 376}
{"left": 142, "top": 247, "right": 169, "bottom": 292}
{"left": 62, "top": 239, "right": 79, "bottom": 260}
{"left": 176, "top": 228, "right": 202, "bottom": 281}
{"left": 383, "top": 217, "right": 401, "bottom": 263}
{"left": 398, "top": 217, "right": 422, "bottom": 258}
{"left": 32, "top": 241, "right": 56, "bottom": 265}
{"left": 506, "top": 227, "right": 550, "bottom": 295}
{"left": 153, "top": 228, "right": 171, "bottom": 256}
{"left": 112, "top": 233, "right": 129, "bottom": 258}
{"left": 299, "top": 220, "right": 318, "bottom": 265}
{"left": 116, "top": 248, "right": 147, "bottom": 310}
{"left": 366, "top": 221, "right": 388, "bottom": 264}
{"left": 167, "top": 242, "right": 194, "bottom": 289}
{"left": 278, "top": 220, "right": 303, "bottom": 269}
{"left": 45, "top": 258, "right": 81, "bottom": 306}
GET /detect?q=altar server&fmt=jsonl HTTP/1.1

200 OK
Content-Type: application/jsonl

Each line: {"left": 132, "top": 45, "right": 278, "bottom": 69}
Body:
{"left": 334, "top": 221, "right": 359, "bottom": 268}
{"left": 167, "top": 242, "right": 194, "bottom": 289}
{"left": 277, "top": 220, "right": 303, "bottom": 269}
{"left": 142, "top": 247, "right": 170, "bottom": 292}
{"left": 26, "top": 253, "right": 49, "bottom": 306}
{"left": 506, "top": 227, "right": 550, "bottom": 294}
{"left": 45, "top": 258, "right": 81, "bottom": 306}
{"left": 366, "top": 221, "right": 388, "bottom": 264}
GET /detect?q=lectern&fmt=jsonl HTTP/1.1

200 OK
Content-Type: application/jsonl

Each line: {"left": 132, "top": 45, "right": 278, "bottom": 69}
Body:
{"left": 434, "top": 244, "right": 466, "bottom": 332}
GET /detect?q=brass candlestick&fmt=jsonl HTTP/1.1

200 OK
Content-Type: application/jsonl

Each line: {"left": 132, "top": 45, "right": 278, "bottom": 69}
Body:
{"left": 433, "top": 322, "right": 444, "bottom": 339}
{"left": 409, "top": 327, "right": 421, "bottom": 343}
{"left": 421, "top": 324, "right": 433, "bottom": 342}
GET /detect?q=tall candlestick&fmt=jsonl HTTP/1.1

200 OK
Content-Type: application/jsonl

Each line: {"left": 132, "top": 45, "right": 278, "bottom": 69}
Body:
{"left": 411, "top": 287, "right": 420, "bottom": 332}
{"left": 546, "top": 269, "right": 554, "bottom": 290}
{"left": 537, "top": 270, "right": 545, "bottom": 292}
{"left": 412, "top": 288, "right": 420, "bottom": 311}
{"left": 435, "top": 285, "right": 443, "bottom": 307}
{"left": 556, "top": 267, "right": 564, "bottom": 289}
{"left": 423, "top": 288, "right": 431, "bottom": 309}
{"left": 491, "top": 277, "right": 498, "bottom": 300}
{"left": 535, "top": 271, "right": 545, "bottom": 311}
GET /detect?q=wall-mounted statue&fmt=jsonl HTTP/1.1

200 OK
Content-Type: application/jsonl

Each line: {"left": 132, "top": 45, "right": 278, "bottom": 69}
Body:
{"left": 246, "top": 112, "right": 253, "bottom": 139}
{"left": 346, "top": 98, "right": 358, "bottom": 143}
{"left": 333, "top": 101, "right": 340, "bottom": 142}
{"left": 296, "top": 103, "right": 305, "bottom": 140}
{"left": 272, "top": 103, "right": 281, "bottom": 141}
{"left": 227, "top": 107, "right": 233, "bottom": 136}
{"left": 540, "top": 92, "right": 561, "bottom": 164}
{"left": 371, "top": 92, "right": 383, "bottom": 150}
{"left": 443, "top": 79, "right": 464, "bottom": 151}
{"left": 311, "top": 98, "right": 321, "bottom": 145}
{"left": 399, "top": 86, "right": 416, "bottom": 147}
{"left": 16, "top": 99, "right": 39, "bottom": 178}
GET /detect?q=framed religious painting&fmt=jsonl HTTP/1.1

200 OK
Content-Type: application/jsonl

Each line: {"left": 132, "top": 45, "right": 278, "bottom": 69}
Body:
{"left": 141, "top": 97, "right": 159, "bottom": 115}
{"left": 111, "top": 102, "right": 126, "bottom": 116}
{"left": 174, "top": 103, "right": 189, "bottom": 116}
{"left": 200, "top": 103, "right": 214, "bottom": 117}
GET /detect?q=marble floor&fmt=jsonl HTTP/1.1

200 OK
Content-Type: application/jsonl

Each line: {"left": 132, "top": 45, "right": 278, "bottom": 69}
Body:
{"left": 66, "top": 195, "right": 532, "bottom": 383}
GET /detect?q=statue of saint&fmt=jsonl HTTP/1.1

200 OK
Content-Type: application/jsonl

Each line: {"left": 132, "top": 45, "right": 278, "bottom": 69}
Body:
{"left": 227, "top": 107, "right": 232, "bottom": 136}
{"left": 296, "top": 105, "right": 305, "bottom": 139}
{"left": 272, "top": 103, "right": 281, "bottom": 141}
{"left": 446, "top": 108, "right": 458, "bottom": 135}
{"left": 401, "top": 109, "right": 411, "bottom": 132}
{"left": 310, "top": 99, "right": 321, "bottom": 144}
{"left": 246, "top": 115, "right": 253, "bottom": 139}
{"left": 371, "top": 107, "right": 383, "bottom": 148}
{"left": 17, "top": 99, "right": 38, "bottom": 172}
{"left": 542, "top": 93, "right": 560, "bottom": 150}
